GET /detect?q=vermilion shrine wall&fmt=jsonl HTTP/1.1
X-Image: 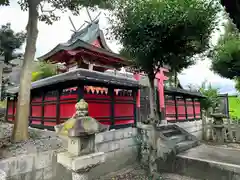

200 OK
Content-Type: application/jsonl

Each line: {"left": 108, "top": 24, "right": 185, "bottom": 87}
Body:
{"left": 165, "top": 96, "right": 201, "bottom": 122}
{"left": 7, "top": 86, "right": 135, "bottom": 130}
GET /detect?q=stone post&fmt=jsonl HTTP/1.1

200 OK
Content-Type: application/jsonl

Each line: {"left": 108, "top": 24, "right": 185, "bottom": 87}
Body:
{"left": 56, "top": 99, "right": 107, "bottom": 180}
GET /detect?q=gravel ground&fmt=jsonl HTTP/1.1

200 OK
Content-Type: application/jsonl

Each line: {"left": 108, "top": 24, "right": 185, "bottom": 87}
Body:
{"left": 98, "top": 166, "right": 200, "bottom": 180}
{"left": 0, "top": 122, "right": 64, "bottom": 159}
{"left": 104, "top": 172, "right": 199, "bottom": 180}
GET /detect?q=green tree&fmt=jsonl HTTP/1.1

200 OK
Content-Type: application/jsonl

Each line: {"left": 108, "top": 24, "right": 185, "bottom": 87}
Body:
{"left": 211, "top": 20, "right": 240, "bottom": 79}
{"left": 198, "top": 81, "right": 220, "bottom": 112}
{"left": 31, "top": 61, "right": 57, "bottom": 82}
{"left": 210, "top": 19, "right": 240, "bottom": 92}
{"left": 0, "top": 0, "right": 113, "bottom": 142}
{"left": 187, "top": 81, "right": 220, "bottom": 112}
{"left": 111, "top": 0, "right": 219, "bottom": 120}
{"left": 0, "top": 23, "right": 26, "bottom": 101}
{"left": 0, "top": 23, "right": 26, "bottom": 64}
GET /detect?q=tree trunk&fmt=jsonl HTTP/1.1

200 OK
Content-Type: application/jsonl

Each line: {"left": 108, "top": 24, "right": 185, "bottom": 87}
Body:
{"left": 174, "top": 70, "right": 177, "bottom": 88}
{"left": 148, "top": 75, "right": 157, "bottom": 123}
{"left": 11, "top": 1, "right": 39, "bottom": 142}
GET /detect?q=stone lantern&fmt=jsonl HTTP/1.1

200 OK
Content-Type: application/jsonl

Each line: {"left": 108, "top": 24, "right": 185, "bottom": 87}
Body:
{"left": 56, "top": 99, "right": 108, "bottom": 180}
{"left": 210, "top": 106, "right": 226, "bottom": 144}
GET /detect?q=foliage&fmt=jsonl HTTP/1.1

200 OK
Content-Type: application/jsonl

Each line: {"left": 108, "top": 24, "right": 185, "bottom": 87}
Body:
{"left": 0, "top": 100, "right": 6, "bottom": 108}
{"left": 187, "top": 81, "right": 220, "bottom": 111}
{"left": 31, "top": 61, "right": 57, "bottom": 82}
{"left": 112, "top": 0, "right": 219, "bottom": 119}
{"left": 0, "top": 0, "right": 114, "bottom": 142}
{"left": 234, "top": 77, "right": 240, "bottom": 92}
{"left": 111, "top": 0, "right": 220, "bottom": 78}
{"left": 198, "top": 81, "right": 220, "bottom": 111}
{"left": 1, "top": 0, "right": 114, "bottom": 24}
{"left": 0, "top": 23, "right": 26, "bottom": 101}
{"left": 0, "top": 23, "right": 26, "bottom": 63}
{"left": 210, "top": 20, "right": 240, "bottom": 79}
{"left": 228, "top": 96, "right": 240, "bottom": 119}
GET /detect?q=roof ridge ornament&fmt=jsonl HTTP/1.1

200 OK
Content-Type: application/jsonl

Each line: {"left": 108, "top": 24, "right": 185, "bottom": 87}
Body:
{"left": 85, "top": 8, "right": 102, "bottom": 24}
{"left": 68, "top": 8, "right": 102, "bottom": 33}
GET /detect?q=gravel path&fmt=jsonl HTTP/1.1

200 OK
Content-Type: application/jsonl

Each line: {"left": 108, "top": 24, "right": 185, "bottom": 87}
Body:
{"left": 0, "top": 122, "right": 64, "bottom": 159}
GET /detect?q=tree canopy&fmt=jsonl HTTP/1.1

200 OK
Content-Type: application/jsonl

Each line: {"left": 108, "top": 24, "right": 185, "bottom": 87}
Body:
{"left": 0, "top": 23, "right": 26, "bottom": 63}
{"left": 0, "top": 0, "right": 115, "bottom": 142}
{"left": 1, "top": 0, "right": 113, "bottom": 24}
{"left": 111, "top": 0, "right": 220, "bottom": 79}
{"left": 198, "top": 81, "right": 220, "bottom": 112}
{"left": 111, "top": 0, "right": 219, "bottom": 120}
{"left": 31, "top": 61, "right": 57, "bottom": 82}
{"left": 210, "top": 20, "right": 240, "bottom": 79}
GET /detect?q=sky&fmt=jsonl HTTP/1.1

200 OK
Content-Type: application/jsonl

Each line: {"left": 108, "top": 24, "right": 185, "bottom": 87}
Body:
{"left": 0, "top": 1, "right": 237, "bottom": 95}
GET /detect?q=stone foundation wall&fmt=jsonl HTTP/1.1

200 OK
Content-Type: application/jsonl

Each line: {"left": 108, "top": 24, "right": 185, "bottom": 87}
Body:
{"left": 88, "top": 127, "right": 139, "bottom": 179}
{"left": 0, "top": 127, "right": 139, "bottom": 180}
{"left": 0, "top": 150, "right": 60, "bottom": 180}
{"left": 174, "top": 120, "right": 203, "bottom": 139}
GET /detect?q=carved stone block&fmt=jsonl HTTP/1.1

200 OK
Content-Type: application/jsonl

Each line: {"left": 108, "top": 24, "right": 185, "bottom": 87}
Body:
{"left": 68, "top": 135, "right": 95, "bottom": 156}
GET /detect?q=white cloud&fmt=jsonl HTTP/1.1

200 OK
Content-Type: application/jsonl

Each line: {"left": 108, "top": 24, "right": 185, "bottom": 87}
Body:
{"left": 178, "top": 58, "right": 236, "bottom": 94}
{"left": 0, "top": 1, "right": 236, "bottom": 94}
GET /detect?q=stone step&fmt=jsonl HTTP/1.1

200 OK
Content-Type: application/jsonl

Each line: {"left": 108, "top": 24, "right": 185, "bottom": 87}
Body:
{"left": 156, "top": 125, "right": 176, "bottom": 131}
{"left": 161, "top": 129, "right": 182, "bottom": 137}
{"left": 168, "top": 135, "right": 186, "bottom": 144}
{"left": 176, "top": 140, "right": 198, "bottom": 153}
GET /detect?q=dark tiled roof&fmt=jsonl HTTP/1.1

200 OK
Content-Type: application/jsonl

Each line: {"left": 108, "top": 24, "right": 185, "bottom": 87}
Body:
{"left": 38, "top": 20, "right": 130, "bottom": 67}
{"left": 164, "top": 87, "right": 205, "bottom": 98}
{"left": 37, "top": 39, "right": 129, "bottom": 66}
{"left": 7, "top": 68, "right": 140, "bottom": 94}
{"left": 68, "top": 20, "right": 112, "bottom": 52}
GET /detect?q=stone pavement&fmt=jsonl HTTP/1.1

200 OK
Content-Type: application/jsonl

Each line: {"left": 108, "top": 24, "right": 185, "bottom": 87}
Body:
{"left": 176, "top": 144, "right": 240, "bottom": 179}
{"left": 178, "top": 144, "right": 240, "bottom": 168}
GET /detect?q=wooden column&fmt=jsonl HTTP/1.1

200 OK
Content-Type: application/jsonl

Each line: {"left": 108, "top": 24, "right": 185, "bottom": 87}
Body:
{"left": 174, "top": 95, "right": 178, "bottom": 121}
{"left": 184, "top": 97, "right": 188, "bottom": 120}
{"left": 12, "top": 96, "right": 16, "bottom": 122}
{"left": 200, "top": 98, "right": 203, "bottom": 120}
{"left": 29, "top": 96, "right": 33, "bottom": 126}
{"left": 133, "top": 89, "right": 137, "bottom": 127}
{"left": 5, "top": 97, "right": 9, "bottom": 122}
{"left": 192, "top": 98, "right": 196, "bottom": 120}
{"left": 77, "top": 84, "right": 84, "bottom": 101}
{"left": 56, "top": 89, "right": 62, "bottom": 125}
{"left": 41, "top": 92, "right": 46, "bottom": 126}
{"left": 109, "top": 87, "right": 115, "bottom": 126}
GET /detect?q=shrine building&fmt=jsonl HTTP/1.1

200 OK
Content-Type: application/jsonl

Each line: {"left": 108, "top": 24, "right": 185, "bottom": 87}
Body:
{"left": 6, "top": 18, "right": 204, "bottom": 132}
